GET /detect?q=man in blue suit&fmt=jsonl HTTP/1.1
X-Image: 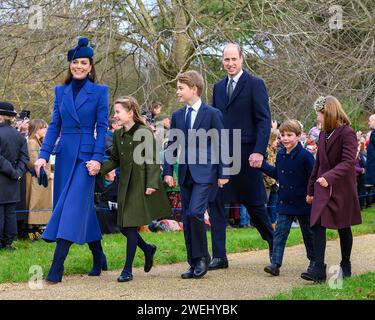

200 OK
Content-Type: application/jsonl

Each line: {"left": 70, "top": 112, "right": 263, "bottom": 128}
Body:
{"left": 164, "top": 70, "right": 228, "bottom": 279}
{"left": 208, "top": 43, "right": 274, "bottom": 270}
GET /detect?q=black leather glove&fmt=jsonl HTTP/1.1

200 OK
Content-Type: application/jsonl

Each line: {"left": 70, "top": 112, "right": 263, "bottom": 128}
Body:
{"left": 39, "top": 167, "right": 48, "bottom": 188}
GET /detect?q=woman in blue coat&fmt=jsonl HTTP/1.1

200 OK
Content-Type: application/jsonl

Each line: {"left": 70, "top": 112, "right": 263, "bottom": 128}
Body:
{"left": 34, "top": 38, "right": 109, "bottom": 283}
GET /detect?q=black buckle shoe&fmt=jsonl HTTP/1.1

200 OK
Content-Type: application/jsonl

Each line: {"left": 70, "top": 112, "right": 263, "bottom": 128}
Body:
{"left": 208, "top": 257, "right": 229, "bottom": 270}
{"left": 144, "top": 244, "right": 157, "bottom": 273}
{"left": 181, "top": 267, "right": 195, "bottom": 279}
{"left": 193, "top": 258, "right": 208, "bottom": 279}
{"left": 264, "top": 263, "right": 280, "bottom": 276}
{"left": 117, "top": 271, "right": 133, "bottom": 282}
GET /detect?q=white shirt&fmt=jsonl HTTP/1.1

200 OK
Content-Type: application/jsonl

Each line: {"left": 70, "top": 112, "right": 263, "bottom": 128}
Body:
{"left": 227, "top": 69, "right": 244, "bottom": 93}
{"left": 185, "top": 98, "right": 202, "bottom": 129}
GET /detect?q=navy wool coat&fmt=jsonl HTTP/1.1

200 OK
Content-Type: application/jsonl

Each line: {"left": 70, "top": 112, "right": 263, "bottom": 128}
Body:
{"left": 365, "top": 130, "right": 375, "bottom": 185}
{"left": 261, "top": 143, "right": 314, "bottom": 216}
{"left": 212, "top": 70, "right": 271, "bottom": 205}
{"left": 307, "top": 125, "right": 362, "bottom": 229}
{"left": 0, "top": 123, "right": 29, "bottom": 204}
{"left": 39, "top": 80, "right": 108, "bottom": 244}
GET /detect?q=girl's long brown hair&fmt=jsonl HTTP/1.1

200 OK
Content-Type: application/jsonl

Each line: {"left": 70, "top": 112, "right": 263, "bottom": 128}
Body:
{"left": 321, "top": 96, "right": 351, "bottom": 131}
{"left": 28, "top": 119, "right": 48, "bottom": 142}
{"left": 114, "top": 96, "right": 145, "bottom": 125}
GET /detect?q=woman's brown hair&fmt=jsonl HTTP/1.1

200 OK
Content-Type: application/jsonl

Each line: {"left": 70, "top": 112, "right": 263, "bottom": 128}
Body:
{"left": 64, "top": 58, "right": 97, "bottom": 84}
{"left": 114, "top": 96, "right": 145, "bottom": 126}
{"left": 28, "top": 119, "right": 48, "bottom": 141}
{"left": 320, "top": 96, "right": 351, "bottom": 131}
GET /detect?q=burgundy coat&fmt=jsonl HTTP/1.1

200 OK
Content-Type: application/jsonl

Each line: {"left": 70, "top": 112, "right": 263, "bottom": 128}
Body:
{"left": 307, "top": 125, "right": 362, "bottom": 229}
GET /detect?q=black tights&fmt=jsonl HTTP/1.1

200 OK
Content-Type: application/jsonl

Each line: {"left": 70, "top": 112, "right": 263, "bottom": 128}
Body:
{"left": 313, "top": 225, "right": 353, "bottom": 265}
{"left": 120, "top": 227, "right": 150, "bottom": 273}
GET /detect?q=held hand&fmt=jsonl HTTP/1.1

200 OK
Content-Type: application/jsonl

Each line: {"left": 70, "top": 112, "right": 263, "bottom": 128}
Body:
{"left": 306, "top": 195, "right": 314, "bottom": 204}
{"left": 249, "top": 153, "right": 264, "bottom": 168}
{"left": 164, "top": 175, "right": 174, "bottom": 188}
{"left": 316, "top": 177, "right": 329, "bottom": 188}
{"left": 145, "top": 188, "right": 156, "bottom": 195}
{"left": 86, "top": 160, "right": 101, "bottom": 176}
{"left": 218, "top": 179, "right": 229, "bottom": 188}
{"left": 34, "top": 158, "right": 47, "bottom": 177}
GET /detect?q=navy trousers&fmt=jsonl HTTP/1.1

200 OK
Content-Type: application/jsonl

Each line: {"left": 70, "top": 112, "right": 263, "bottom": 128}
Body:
{"left": 272, "top": 214, "right": 315, "bottom": 267}
{"left": 209, "top": 190, "right": 274, "bottom": 258}
{"left": 180, "top": 168, "right": 212, "bottom": 267}
{"left": 0, "top": 203, "right": 17, "bottom": 247}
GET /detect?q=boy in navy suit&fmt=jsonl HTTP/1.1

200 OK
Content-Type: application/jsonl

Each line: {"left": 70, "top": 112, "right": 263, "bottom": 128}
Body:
{"left": 164, "top": 71, "right": 229, "bottom": 279}
{"left": 255, "top": 120, "right": 315, "bottom": 277}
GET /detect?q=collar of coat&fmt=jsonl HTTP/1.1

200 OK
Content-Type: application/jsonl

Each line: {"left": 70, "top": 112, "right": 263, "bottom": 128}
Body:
{"left": 279, "top": 142, "right": 303, "bottom": 158}
{"left": 120, "top": 122, "right": 149, "bottom": 137}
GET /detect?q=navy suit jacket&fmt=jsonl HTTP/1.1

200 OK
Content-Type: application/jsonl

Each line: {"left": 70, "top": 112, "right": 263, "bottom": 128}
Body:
{"left": 163, "top": 102, "right": 226, "bottom": 185}
{"left": 212, "top": 70, "right": 271, "bottom": 204}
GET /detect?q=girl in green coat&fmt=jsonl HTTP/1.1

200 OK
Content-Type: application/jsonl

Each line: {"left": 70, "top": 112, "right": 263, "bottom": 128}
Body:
{"left": 100, "top": 96, "right": 171, "bottom": 282}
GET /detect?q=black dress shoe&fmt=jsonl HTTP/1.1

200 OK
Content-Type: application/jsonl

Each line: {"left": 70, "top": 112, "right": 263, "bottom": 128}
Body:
{"left": 208, "top": 257, "right": 228, "bottom": 270}
{"left": 193, "top": 258, "right": 208, "bottom": 278}
{"left": 144, "top": 244, "right": 157, "bottom": 273}
{"left": 117, "top": 272, "right": 133, "bottom": 282}
{"left": 264, "top": 264, "right": 280, "bottom": 276}
{"left": 181, "top": 267, "right": 194, "bottom": 279}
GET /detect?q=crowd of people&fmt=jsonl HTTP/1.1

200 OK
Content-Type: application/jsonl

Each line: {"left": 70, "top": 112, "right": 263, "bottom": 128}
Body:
{"left": 0, "top": 38, "right": 374, "bottom": 284}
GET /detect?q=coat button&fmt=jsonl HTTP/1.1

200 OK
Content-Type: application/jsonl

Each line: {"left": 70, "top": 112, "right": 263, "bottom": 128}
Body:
{"left": 280, "top": 185, "right": 284, "bottom": 189}
{"left": 121, "top": 152, "right": 124, "bottom": 155}
{"left": 281, "top": 170, "right": 285, "bottom": 173}
{"left": 121, "top": 141, "right": 124, "bottom": 145}
{"left": 129, "top": 142, "right": 132, "bottom": 145}
{"left": 290, "top": 186, "right": 293, "bottom": 189}
{"left": 280, "top": 200, "right": 284, "bottom": 204}
{"left": 289, "top": 170, "right": 293, "bottom": 174}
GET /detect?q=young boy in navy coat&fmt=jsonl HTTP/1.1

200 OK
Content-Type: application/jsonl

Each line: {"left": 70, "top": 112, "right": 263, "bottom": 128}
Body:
{"left": 164, "top": 71, "right": 229, "bottom": 279}
{"left": 255, "top": 119, "right": 315, "bottom": 277}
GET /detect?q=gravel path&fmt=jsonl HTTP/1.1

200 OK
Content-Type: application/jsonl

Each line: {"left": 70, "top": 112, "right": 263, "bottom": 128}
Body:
{"left": 0, "top": 234, "right": 374, "bottom": 300}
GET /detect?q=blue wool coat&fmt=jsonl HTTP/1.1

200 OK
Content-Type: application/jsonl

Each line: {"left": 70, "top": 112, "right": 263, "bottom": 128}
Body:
{"left": 39, "top": 80, "right": 108, "bottom": 244}
{"left": 261, "top": 143, "right": 315, "bottom": 215}
{"left": 212, "top": 70, "right": 271, "bottom": 204}
{"left": 365, "top": 130, "right": 375, "bottom": 185}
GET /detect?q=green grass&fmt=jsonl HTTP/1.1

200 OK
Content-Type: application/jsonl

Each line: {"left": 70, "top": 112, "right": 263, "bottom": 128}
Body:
{"left": 272, "top": 272, "right": 375, "bottom": 300}
{"left": 0, "top": 207, "right": 374, "bottom": 284}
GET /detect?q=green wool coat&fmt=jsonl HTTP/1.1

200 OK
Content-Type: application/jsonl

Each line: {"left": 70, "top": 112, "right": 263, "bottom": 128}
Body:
{"left": 100, "top": 123, "right": 171, "bottom": 227}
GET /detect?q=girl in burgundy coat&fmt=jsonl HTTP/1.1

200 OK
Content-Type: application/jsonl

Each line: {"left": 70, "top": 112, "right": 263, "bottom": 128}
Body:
{"left": 302, "top": 96, "right": 362, "bottom": 283}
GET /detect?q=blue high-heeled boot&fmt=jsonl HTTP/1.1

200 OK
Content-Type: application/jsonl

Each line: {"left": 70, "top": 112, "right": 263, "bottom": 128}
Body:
{"left": 46, "top": 239, "right": 72, "bottom": 283}
{"left": 88, "top": 240, "right": 108, "bottom": 276}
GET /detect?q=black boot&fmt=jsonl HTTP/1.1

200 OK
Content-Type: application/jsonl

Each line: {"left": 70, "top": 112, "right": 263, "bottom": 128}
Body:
{"left": 340, "top": 261, "right": 351, "bottom": 278}
{"left": 301, "top": 262, "right": 326, "bottom": 283}
{"left": 88, "top": 240, "right": 108, "bottom": 276}
{"left": 46, "top": 239, "right": 72, "bottom": 283}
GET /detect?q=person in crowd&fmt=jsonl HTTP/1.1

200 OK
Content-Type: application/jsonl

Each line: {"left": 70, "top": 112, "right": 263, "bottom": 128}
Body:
{"left": 142, "top": 100, "right": 163, "bottom": 127}
{"left": 94, "top": 169, "right": 120, "bottom": 234}
{"left": 105, "top": 117, "right": 121, "bottom": 158}
{"left": 164, "top": 70, "right": 228, "bottom": 279}
{"left": 0, "top": 102, "right": 29, "bottom": 250}
{"left": 264, "top": 128, "right": 279, "bottom": 227}
{"left": 308, "top": 120, "right": 322, "bottom": 143}
{"left": 100, "top": 96, "right": 171, "bottom": 282}
{"left": 208, "top": 43, "right": 273, "bottom": 271}
{"left": 355, "top": 143, "right": 366, "bottom": 210}
{"left": 364, "top": 114, "right": 375, "bottom": 207}
{"left": 303, "top": 96, "right": 362, "bottom": 283}
{"left": 26, "top": 119, "right": 52, "bottom": 241}
{"left": 256, "top": 119, "right": 315, "bottom": 277}
{"left": 34, "top": 37, "right": 109, "bottom": 284}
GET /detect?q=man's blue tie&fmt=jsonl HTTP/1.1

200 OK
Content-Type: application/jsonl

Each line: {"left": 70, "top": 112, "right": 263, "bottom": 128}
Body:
{"left": 185, "top": 106, "right": 193, "bottom": 132}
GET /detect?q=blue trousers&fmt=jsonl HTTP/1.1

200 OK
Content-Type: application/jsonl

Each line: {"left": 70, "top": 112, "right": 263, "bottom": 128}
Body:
{"left": 272, "top": 214, "right": 315, "bottom": 267}
{"left": 180, "top": 169, "right": 212, "bottom": 266}
{"left": 0, "top": 203, "right": 17, "bottom": 247}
